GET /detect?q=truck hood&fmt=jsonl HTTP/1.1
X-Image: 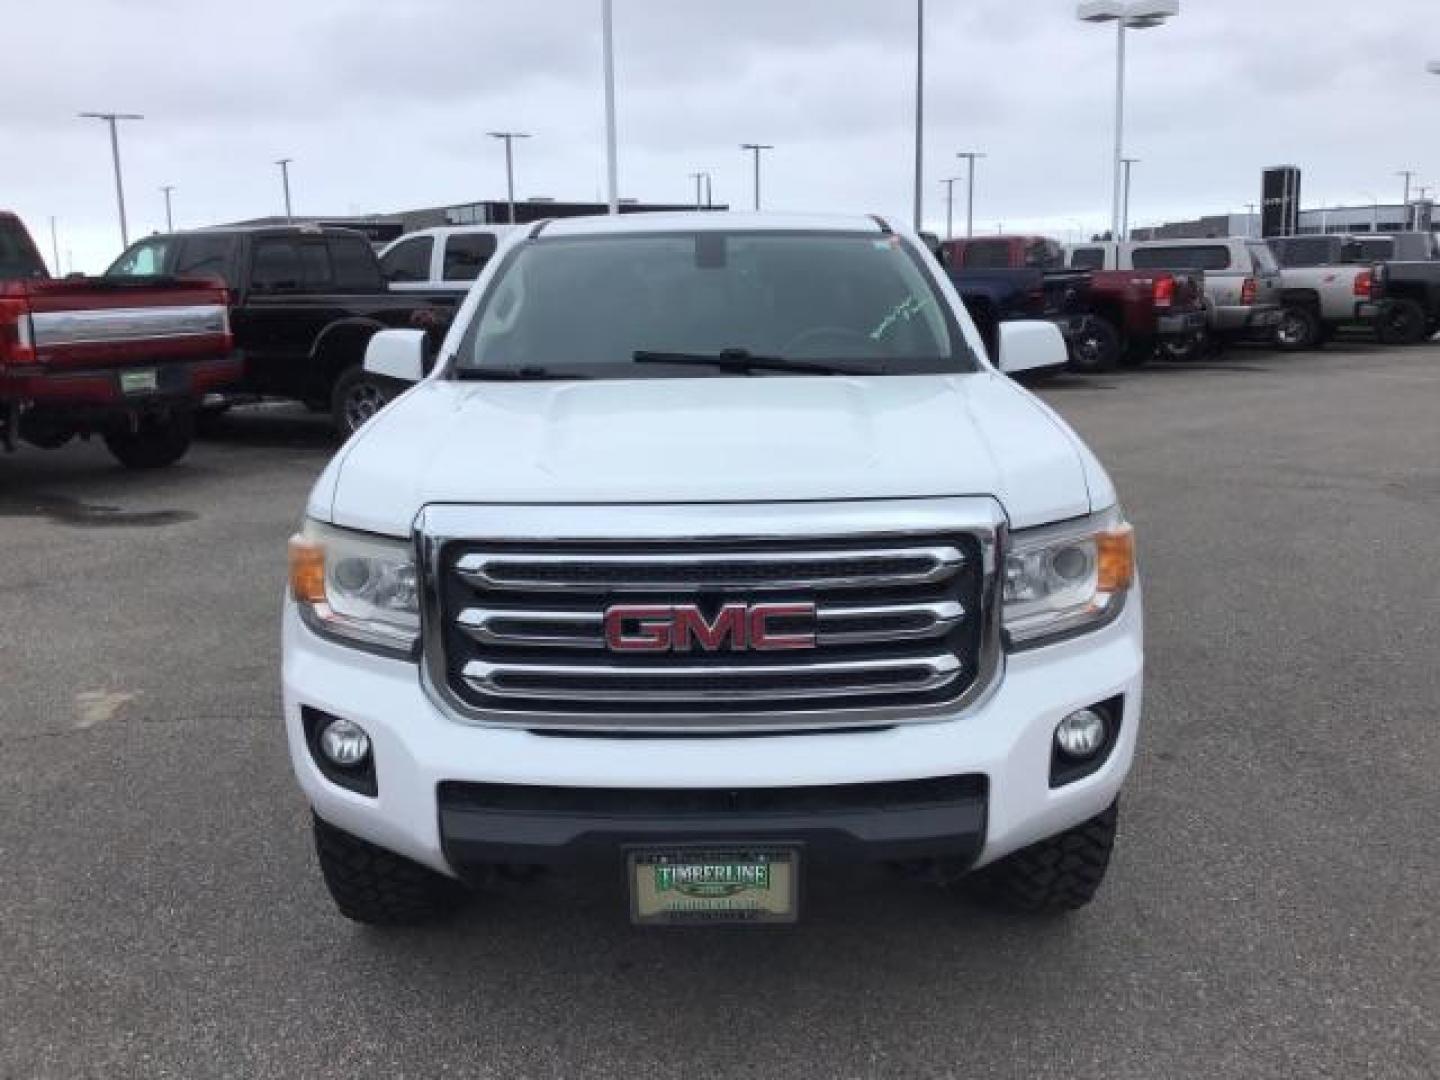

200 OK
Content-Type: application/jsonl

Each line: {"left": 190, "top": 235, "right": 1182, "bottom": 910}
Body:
{"left": 318, "top": 373, "right": 1099, "bottom": 535}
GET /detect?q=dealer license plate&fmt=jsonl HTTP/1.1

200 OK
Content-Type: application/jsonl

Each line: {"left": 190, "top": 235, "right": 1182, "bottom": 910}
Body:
{"left": 629, "top": 848, "right": 799, "bottom": 926}
{"left": 119, "top": 369, "right": 159, "bottom": 395}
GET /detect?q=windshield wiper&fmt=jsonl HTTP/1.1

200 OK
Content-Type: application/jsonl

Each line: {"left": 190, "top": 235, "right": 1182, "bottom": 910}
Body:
{"left": 632, "top": 348, "right": 877, "bottom": 376}
{"left": 454, "top": 366, "right": 595, "bottom": 381}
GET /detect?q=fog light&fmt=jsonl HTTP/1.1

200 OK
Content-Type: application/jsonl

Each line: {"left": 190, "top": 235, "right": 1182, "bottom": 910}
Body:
{"left": 319, "top": 717, "right": 371, "bottom": 767}
{"left": 1055, "top": 708, "right": 1107, "bottom": 759}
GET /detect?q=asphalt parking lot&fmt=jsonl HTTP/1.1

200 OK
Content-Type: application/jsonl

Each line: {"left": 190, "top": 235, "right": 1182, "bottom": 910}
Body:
{"left": 2, "top": 341, "right": 1437, "bottom": 1079}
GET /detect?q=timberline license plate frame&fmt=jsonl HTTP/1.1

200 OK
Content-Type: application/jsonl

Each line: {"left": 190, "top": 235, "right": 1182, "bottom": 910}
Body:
{"left": 627, "top": 845, "right": 801, "bottom": 926}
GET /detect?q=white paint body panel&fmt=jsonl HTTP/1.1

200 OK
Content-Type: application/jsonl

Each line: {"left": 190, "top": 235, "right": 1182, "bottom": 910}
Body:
{"left": 322, "top": 372, "right": 1096, "bottom": 535}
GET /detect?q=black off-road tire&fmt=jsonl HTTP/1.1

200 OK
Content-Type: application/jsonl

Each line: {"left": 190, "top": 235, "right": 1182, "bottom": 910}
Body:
{"left": 1067, "top": 317, "right": 1121, "bottom": 374}
{"left": 331, "top": 365, "right": 396, "bottom": 437}
{"left": 966, "top": 800, "right": 1119, "bottom": 914}
{"left": 1377, "top": 299, "right": 1427, "bottom": 345}
{"left": 312, "top": 815, "right": 467, "bottom": 926}
{"left": 103, "top": 412, "right": 194, "bottom": 469}
{"left": 1275, "top": 305, "right": 1321, "bottom": 351}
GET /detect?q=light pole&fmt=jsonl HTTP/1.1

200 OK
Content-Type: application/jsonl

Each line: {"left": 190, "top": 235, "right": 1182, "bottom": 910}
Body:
{"left": 1397, "top": 170, "right": 1416, "bottom": 228}
{"left": 78, "top": 112, "right": 143, "bottom": 247}
{"left": 602, "top": 0, "right": 618, "bottom": 215}
{"left": 688, "top": 171, "right": 709, "bottom": 210}
{"left": 939, "top": 177, "right": 961, "bottom": 240}
{"left": 913, "top": 0, "right": 925, "bottom": 233}
{"left": 488, "top": 133, "right": 531, "bottom": 224}
{"left": 1120, "top": 157, "right": 1139, "bottom": 239}
{"left": 275, "top": 158, "right": 294, "bottom": 222}
{"left": 160, "top": 185, "right": 175, "bottom": 232}
{"left": 49, "top": 217, "right": 61, "bottom": 276}
{"left": 1245, "top": 202, "right": 1257, "bottom": 237}
{"left": 1397, "top": 169, "right": 1415, "bottom": 206}
{"left": 1361, "top": 192, "right": 1379, "bottom": 233}
{"left": 1076, "top": 1, "right": 1179, "bottom": 239}
{"left": 956, "top": 151, "right": 985, "bottom": 238}
{"left": 741, "top": 144, "right": 773, "bottom": 211}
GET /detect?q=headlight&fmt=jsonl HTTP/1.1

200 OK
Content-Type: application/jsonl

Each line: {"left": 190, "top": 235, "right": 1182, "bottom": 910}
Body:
{"left": 1003, "top": 508, "right": 1135, "bottom": 649}
{"left": 288, "top": 520, "right": 419, "bottom": 658}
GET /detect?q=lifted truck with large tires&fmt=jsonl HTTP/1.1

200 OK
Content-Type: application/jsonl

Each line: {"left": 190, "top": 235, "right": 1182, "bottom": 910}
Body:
{"left": 283, "top": 213, "right": 1143, "bottom": 928}
{"left": 1, "top": 211, "right": 238, "bottom": 468}
{"left": 105, "top": 225, "right": 455, "bottom": 434}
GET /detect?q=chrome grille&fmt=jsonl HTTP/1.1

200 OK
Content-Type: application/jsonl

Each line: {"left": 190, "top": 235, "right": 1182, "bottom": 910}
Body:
{"left": 418, "top": 502, "right": 1003, "bottom": 733}
{"left": 455, "top": 599, "right": 964, "bottom": 650}
{"left": 453, "top": 546, "right": 963, "bottom": 592}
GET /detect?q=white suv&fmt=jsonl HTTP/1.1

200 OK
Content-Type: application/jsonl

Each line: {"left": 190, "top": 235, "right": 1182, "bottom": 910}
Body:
{"left": 284, "top": 212, "right": 1143, "bottom": 927}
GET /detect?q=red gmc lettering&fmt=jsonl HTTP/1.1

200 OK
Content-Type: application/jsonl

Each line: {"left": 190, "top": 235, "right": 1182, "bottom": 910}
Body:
{"left": 603, "top": 605, "right": 673, "bottom": 652}
{"left": 672, "top": 604, "right": 749, "bottom": 651}
{"left": 749, "top": 603, "right": 818, "bottom": 650}
{"left": 602, "top": 603, "right": 817, "bottom": 653}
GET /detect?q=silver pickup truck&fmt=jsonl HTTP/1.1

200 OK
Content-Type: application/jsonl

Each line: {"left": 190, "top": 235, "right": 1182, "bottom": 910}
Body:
{"left": 1266, "top": 235, "right": 1383, "bottom": 350}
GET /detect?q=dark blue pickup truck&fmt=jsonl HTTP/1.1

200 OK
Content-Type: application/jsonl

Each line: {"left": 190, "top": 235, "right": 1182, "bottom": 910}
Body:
{"left": 938, "top": 236, "right": 1114, "bottom": 373}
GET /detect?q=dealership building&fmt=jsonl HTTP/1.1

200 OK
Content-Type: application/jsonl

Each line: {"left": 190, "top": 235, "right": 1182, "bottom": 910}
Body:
{"left": 1132, "top": 201, "right": 1435, "bottom": 241}
{"left": 1129, "top": 165, "right": 1436, "bottom": 240}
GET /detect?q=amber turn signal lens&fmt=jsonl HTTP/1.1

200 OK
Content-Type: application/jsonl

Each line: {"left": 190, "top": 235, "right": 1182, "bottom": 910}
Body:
{"left": 288, "top": 534, "right": 327, "bottom": 603}
{"left": 1096, "top": 524, "right": 1135, "bottom": 592}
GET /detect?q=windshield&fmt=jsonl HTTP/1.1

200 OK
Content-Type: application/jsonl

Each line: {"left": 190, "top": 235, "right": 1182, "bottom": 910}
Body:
{"left": 106, "top": 237, "right": 173, "bottom": 278}
{"left": 454, "top": 230, "right": 974, "bottom": 378}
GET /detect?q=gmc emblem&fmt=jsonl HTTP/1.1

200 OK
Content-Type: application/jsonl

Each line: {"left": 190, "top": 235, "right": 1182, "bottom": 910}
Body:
{"left": 603, "top": 602, "right": 817, "bottom": 653}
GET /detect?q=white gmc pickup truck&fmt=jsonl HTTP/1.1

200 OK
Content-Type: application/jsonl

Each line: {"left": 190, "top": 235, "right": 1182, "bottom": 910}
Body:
{"left": 283, "top": 213, "right": 1143, "bottom": 927}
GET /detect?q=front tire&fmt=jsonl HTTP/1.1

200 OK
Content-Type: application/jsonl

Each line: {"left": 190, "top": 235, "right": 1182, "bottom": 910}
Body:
{"left": 1377, "top": 299, "right": 1427, "bottom": 345}
{"left": 1275, "top": 305, "right": 1321, "bottom": 351}
{"left": 312, "top": 815, "right": 467, "bottom": 926}
{"left": 331, "top": 365, "right": 396, "bottom": 436}
{"left": 966, "top": 800, "right": 1120, "bottom": 914}
{"left": 103, "top": 412, "right": 194, "bottom": 469}
{"left": 1067, "top": 317, "right": 1120, "bottom": 374}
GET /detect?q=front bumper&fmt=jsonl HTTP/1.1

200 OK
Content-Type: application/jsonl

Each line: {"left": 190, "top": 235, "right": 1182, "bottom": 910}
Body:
{"left": 282, "top": 590, "right": 1144, "bottom": 879}
{"left": 436, "top": 774, "right": 991, "bottom": 875}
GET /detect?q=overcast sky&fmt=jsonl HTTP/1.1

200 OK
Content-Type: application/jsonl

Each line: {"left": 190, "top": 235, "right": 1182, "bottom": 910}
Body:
{"left": 6, "top": 0, "right": 1439, "bottom": 272}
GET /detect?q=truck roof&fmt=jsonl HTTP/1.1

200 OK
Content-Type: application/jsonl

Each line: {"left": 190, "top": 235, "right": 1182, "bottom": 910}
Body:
{"left": 537, "top": 212, "right": 893, "bottom": 237}
{"left": 143, "top": 224, "right": 377, "bottom": 241}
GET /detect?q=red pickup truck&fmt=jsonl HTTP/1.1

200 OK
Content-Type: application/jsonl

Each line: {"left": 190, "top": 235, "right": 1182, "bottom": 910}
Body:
{"left": 1, "top": 212, "right": 238, "bottom": 468}
{"left": 943, "top": 235, "right": 1209, "bottom": 368}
